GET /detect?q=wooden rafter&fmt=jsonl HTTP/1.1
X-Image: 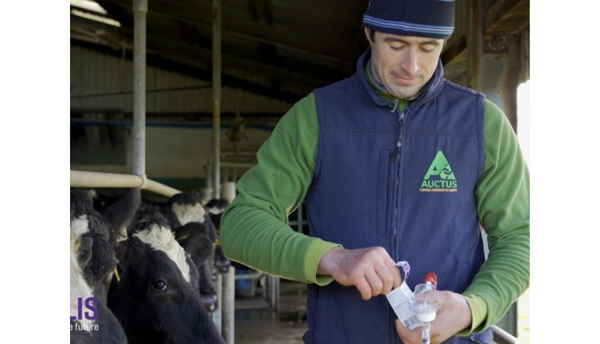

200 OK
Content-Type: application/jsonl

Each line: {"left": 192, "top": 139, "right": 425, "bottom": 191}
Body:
{"left": 96, "top": 0, "right": 352, "bottom": 65}
{"left": 70, "top": 14, "right": 333, "bottom": 88}
{"left": 70, "top": 38, "right": 304, "bottom": 104}
{"left": 485, "top": 0, "right": 530, "bottom": 35}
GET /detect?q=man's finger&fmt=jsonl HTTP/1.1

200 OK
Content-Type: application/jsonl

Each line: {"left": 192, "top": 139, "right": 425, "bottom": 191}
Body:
{"left": 394, "top": 320, "right": 411, "bottom": 341}
{"left": 374, "top": 264, "right": 394, "bottom": 295}
{"left": 395, "top": 319, "right": 421, "bottom": 344}
{"left": 355, "top": 276, "right": 372, "bottom": 300}
{"left": 364, "top": 269, "right": 383, "bottom": 297}
{"left": 386, "top": 261, "right": 402, "bottom": 289}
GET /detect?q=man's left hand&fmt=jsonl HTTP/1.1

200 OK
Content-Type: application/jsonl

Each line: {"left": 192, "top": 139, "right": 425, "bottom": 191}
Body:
{"left": 395, "top": 291, "right": 472, "bottom": 344}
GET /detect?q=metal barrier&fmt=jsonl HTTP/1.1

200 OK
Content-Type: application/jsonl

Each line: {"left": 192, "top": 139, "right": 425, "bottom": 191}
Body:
{"left": 492, "top": 325, "right": 521, "bottom": 344}
{"left": 70, "top": 170, "right": 180, "bottom": 197}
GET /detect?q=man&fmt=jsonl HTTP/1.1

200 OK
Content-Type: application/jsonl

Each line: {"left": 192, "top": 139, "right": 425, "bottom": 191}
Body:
{"left": 221, "top": 0, "right": 529, "bottom": 343}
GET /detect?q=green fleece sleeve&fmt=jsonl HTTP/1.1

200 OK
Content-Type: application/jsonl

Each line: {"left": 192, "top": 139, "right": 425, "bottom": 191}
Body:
{"left": 461, "top": 99, "right": 530, "bottom": 334}
{"left": 220, "top": 93, "right": 341, "bottom": 285}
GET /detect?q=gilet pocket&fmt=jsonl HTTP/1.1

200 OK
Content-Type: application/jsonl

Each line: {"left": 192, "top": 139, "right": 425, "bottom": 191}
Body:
{"left": 376, "top": 150, "right": 395, "bottom": 239}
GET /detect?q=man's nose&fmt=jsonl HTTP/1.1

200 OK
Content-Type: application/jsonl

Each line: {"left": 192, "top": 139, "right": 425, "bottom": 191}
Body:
{"left": 400, "top": 48, "right": 418, "bottom": 76}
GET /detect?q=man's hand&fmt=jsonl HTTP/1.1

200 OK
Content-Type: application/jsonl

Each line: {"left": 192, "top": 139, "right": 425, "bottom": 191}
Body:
{"left": 317, "top": 247, "right": 402, "bottom": 300}
{"left": 395, "top": 291, "right": 473, "bottom": 344}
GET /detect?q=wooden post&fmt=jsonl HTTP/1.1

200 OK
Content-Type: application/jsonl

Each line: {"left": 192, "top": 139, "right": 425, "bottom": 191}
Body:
{"left": 467, "top": 0, "right": 481, "bottom": 91}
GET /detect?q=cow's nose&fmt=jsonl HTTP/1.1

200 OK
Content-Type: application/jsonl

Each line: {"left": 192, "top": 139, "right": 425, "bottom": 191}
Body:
{"left": 215, "top": 258, "right": 231, "bottom": 273}
{"left": 202, "top": 294, "right": 218, "bottom": 313}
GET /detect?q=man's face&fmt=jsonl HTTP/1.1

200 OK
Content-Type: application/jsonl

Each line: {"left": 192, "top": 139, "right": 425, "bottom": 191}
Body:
{"left": 366, "top": 29, "right": 444, "bottom": 99}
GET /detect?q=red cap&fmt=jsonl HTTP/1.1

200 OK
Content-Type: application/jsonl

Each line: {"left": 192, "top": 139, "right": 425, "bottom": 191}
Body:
{"left": 424, "top": 272, "right": 438, "bottom": 287}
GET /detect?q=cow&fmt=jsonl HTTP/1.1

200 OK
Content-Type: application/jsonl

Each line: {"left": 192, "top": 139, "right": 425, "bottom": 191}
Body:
{"left": 89, "top": 190, "right": 221, "bottom": 314}
{"left": 205, "top": 199, "right": 231, "bottom": 274}
{"left": 108, "top": 205, "right": 224, "bottom": 344}
{"left": 70, "top": 188, "right": 140, "bottom": 343}
{"left": 166, "top": 192, "right": 220, "bottom": 312}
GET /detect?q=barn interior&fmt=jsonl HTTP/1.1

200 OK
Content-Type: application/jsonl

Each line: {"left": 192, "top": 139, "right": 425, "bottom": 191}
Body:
{"left": 70, "top": 0, "right": 530, "bottom": 343}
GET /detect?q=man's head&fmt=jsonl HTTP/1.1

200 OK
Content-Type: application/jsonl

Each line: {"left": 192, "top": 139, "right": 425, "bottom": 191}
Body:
{"left": 362, "top": 0, "right": 455, "bottom": 99}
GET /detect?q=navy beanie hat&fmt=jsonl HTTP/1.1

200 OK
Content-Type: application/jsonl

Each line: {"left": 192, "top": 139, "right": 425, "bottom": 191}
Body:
{"left": 363, "top": 0, "right": 455, "bottom": 39}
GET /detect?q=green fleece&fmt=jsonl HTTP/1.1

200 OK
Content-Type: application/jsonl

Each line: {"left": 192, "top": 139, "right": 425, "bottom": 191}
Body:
{"left": 221, "top": 64, "right": 530, "bottom": 335}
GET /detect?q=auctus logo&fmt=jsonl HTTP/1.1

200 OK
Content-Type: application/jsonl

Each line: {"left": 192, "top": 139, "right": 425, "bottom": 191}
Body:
{"left": 420, "top": 151, "right": 458, "bottom": 192}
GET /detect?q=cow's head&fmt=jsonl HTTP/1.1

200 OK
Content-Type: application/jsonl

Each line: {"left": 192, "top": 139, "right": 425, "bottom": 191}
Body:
{"left": 70, "top": 188, "right": 140, "bottom": 299}
{"left": 205, "top": 198, "right": 229, "bottom": 228}
{"left": 173, "top": 222, "right": 219, "bottom": 313}
{"left": 168, "top": 192, "right": 221, "bottom": 312}
{"left": 109, "top": 205, "right": 224, "bottom": 344}
{"left": 70, "top": 188, "right": 139, "bottom": 343}
{"left": 168, "top": 192, "right": 213, "bottom": 228}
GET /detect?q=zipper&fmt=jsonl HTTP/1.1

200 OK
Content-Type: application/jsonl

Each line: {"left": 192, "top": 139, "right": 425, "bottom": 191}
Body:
{"left": 390, "top": 98, "right": 400, "bottom": 113}
{"left": 388, "top": 98, "right": 408, "bottom": 344}
{"left": 390, "top": 99, "right": 406, "bottom": 262}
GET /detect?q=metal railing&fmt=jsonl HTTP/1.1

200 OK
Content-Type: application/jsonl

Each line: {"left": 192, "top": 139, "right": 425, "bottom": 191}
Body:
{"left": 70, "top": 170, "right": 180, "bottom": 197}
{"left": 492, "top": 325, "right": 521, "bottom": 344}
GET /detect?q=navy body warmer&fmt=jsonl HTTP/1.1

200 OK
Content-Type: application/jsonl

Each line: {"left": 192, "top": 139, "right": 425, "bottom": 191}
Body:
{"left": 303, "top": 50, "right": 493, "bottom": 344}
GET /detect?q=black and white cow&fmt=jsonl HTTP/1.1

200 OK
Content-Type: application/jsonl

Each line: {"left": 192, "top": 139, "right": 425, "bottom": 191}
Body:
{"left": 108, "top": 205, "right": 224, "bottom": 344}
{"left": 70, "top": 188, "right": 140, "bottom": 343}
{"left": 166, "top": 192, "right": 220, "bottom": 312}
{"left": 89, "top": 190, "right": 221, "bottom": 314}
{"left": 205, "top": 199, "right": 231, "bottom": 274}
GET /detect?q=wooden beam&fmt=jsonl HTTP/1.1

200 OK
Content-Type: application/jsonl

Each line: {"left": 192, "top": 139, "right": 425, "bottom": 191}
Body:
{"left": 443, "top": 50, "right": 467, "bottom": 83}
{"left": 71, "top": 14, "right": 333, "bottom": 88}
{"left": 485, "top": 0, "right": 530, "bottom": 35}
{"left": 467, "top": 0, "right": 482, "bottom": 90}
{"left": 502, "top": 35, "right": 519, "bottom": 131}
{"left": 251, "top": 0, "right": 282, "bottom": 88}
{"left": 441, "top": 34, "right": 466, "bottom": 66}
{"left": 96, "top": 0, "right": 352, "bottom": 65}
{"left": 252, "top": 0, "right": 270, "bottom": 25}
{"left": 148, "top": 35, "right": 331, "bottom": 87}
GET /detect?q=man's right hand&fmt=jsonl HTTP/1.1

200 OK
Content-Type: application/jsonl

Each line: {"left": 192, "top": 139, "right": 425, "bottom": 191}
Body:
{"left": 317, "top": 247, "right": 402, "bottom": 300}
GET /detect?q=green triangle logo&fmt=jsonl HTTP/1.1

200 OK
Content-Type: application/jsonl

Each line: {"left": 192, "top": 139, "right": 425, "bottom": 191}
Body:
{"left": 423, "top": 151, "right": 456, "bottom": 180}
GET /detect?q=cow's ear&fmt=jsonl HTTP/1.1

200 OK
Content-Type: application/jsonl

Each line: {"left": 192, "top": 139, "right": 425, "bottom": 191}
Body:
{"left": 101, "top": 188, "right": 141, "bottom": 242}
{"left": 78, "top": 236, "right": 94, "bottom": 268}
{"left": 113, "top": 239, "right": 131, "bottom": 271}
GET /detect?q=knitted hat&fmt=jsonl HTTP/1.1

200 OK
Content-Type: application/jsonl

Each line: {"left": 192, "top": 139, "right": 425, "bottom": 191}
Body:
{"left": 363, "top": 0, "right": 455, "bottom": 39}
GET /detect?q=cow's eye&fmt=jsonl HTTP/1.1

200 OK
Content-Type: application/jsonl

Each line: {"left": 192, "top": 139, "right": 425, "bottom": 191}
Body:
{"left": 151, "top": 279, "right": 168, "bottom": 292}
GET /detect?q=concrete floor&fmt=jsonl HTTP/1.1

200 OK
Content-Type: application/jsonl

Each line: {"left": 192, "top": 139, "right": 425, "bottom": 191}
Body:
{"left": 234, "top": 279, "right": 308, "bottom": 344}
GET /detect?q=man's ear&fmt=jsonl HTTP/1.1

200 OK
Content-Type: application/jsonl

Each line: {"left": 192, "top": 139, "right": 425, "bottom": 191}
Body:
{"left": 364, "top": 27, "right": 374, "bottom": 46}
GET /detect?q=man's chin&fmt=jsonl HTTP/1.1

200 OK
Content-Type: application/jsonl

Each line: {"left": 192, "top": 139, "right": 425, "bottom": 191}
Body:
{"left": 390, "top": 89, "right": 418, "bottom": 100}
